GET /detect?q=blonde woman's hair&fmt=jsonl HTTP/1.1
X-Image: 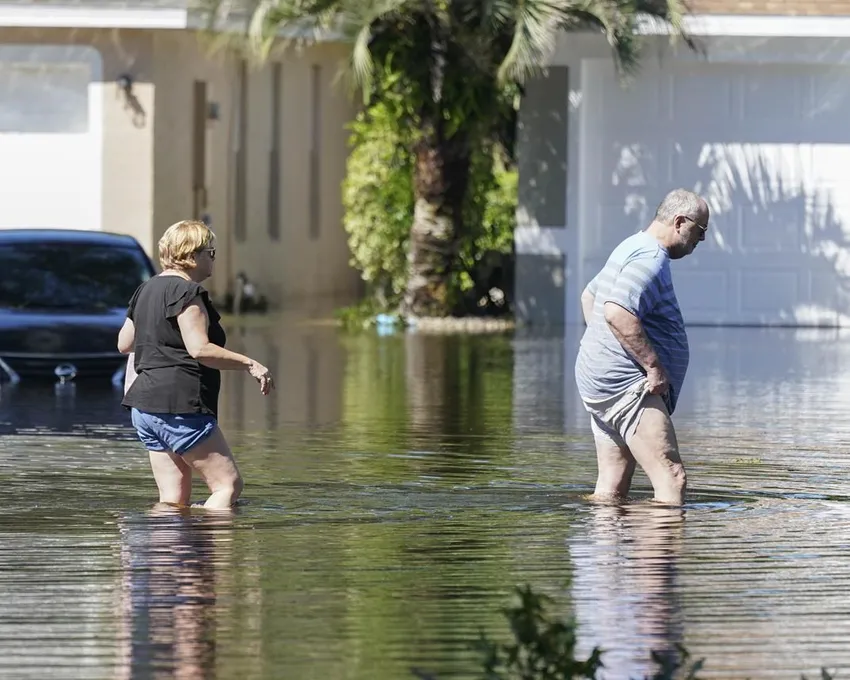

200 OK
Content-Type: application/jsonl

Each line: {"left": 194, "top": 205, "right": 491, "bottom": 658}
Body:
{"left": 158, "top": 220, "right": 216, "bottom": 270}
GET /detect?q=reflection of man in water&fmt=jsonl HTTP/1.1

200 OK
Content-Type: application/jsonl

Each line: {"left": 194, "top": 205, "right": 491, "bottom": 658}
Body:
{"left": 115, "top": 506, "right": 227, "bottom": 680}
{"left": 569, "top": 504, "right": 685, "bottom": 678}
{"left": 575, "top": 189, "right": 710, "bottom": 506}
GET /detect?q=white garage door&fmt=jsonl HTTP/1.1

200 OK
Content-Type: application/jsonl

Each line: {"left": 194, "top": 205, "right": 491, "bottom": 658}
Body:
{"left": 0, "top": 45, "right": 102, "bottom": 231}
{"left": 579, "top": 59, "right": 850, "bottom": 327}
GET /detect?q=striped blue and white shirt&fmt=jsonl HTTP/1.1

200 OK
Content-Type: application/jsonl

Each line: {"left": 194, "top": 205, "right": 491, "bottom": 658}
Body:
{"left": 574, "top": 230, "right": 689, "bottom": 414}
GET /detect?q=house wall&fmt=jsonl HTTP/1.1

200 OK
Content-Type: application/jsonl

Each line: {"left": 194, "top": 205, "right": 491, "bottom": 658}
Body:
{"left": 0, "top": 27, "right": 155, "bottom": 253}
{"left": 0, "top": 26, "right": 362, "bottom": 307}
{"left": 150, "top": 31, "right": 361, "bottom": 304}
{"left": 149, "top": 30, "right": 235, "bottom": 298}
{"left": 516, "top": 32, "right": 850, "bottom": 327}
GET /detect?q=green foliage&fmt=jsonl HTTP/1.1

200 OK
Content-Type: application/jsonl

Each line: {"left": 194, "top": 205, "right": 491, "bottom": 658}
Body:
{"left": 802, "top": 671, "right": 836, "bottom": 680}
{"left": 341, "top": 99, "right": 414, "bottom": 307}
{"left": 415, "top": 583, "right": 839, "bottom": 680}
{"left": 646, "top": 646, "right": 704, "bottom": 680}
{"left": 342, "top": 89, "right": 517, "bottom": 312}
{"left": 334, "top": 297, "right": 395, "bottom": 331}
{"left": 472, "top": 584, "right": 604, "bottom": 680}
{"left": 455, "top": 146, "right": 517, "bottom": 296}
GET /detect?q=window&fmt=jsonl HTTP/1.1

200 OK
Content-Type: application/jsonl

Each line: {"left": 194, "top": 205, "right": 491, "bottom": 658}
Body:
{"left": 0, "top": 243, "right": 153, "bottom": 311}
{"left": 309, "top": 64, "right": 322, "bottom": 241}
{"left": 268, "top": 62, "right": 282, "bottom": 241}
{"left": 192, "top": 80, "right": 208, "bottom": 220}
{"left": 0, "top": 60, "right": 90, "bottom": 133}
{"left": 234, "top": 60, "right": 248, "bottom": 243}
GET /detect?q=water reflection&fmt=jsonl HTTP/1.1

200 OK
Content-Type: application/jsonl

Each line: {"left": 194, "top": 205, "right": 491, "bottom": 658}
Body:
{"left": 6, "top": 318, "right": 850, "bottom": 678}
{"left": 220, "top": 320, "right": 345, "bottom": 431}
{"left": 0, "top": 382, "right": 131, "bottom": 439}
{"left": 115, "top": 507, "right": 235, "bottom": 680}
{"left": 570, "top": 504, "right": 684, "bottom": 679}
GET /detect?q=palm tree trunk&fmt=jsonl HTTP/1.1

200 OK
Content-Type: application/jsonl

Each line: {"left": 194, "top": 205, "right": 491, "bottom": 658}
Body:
{"left": 404, "top": 127, "right": 470, "bottom": 317}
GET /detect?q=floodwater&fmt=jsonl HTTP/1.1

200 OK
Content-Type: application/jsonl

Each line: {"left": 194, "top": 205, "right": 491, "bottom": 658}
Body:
{"left": 1, "top": 315, "right": 850, "bottom": 679}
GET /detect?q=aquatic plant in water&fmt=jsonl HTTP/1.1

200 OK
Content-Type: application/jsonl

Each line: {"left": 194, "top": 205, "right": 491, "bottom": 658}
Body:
{"left": 412, "top": 584, "right": 837, "bottom": 680}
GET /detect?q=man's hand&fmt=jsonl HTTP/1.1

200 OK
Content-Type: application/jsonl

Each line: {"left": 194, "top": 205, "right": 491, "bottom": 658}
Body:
{"left": 604, "top": 302, "right": 667, "bottom": 389}
{"left": 646, "top": 365, "right": 669, "bottom": 396}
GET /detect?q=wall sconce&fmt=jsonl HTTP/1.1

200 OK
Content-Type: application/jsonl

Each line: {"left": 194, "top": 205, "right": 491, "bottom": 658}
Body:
{"left": 117, "top": 73, "right": 133, "bottom": 96}
{"left": 116, "top": 73, "right": 146, "bottom": 128}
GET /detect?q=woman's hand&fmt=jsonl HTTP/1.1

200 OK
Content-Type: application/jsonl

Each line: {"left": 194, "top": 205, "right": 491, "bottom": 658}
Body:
{"left": 248, "top": 360, "right": 275, "bottom": 395}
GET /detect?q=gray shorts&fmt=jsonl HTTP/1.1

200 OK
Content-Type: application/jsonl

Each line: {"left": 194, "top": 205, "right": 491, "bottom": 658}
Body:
{"left": 582, "top": 379, "right": 651, "bottom": 447}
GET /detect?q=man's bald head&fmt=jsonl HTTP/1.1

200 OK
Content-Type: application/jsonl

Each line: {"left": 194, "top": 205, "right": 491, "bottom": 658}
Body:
{"left": 646, "top": 188, "right": 709, "bottom": 259}
{"left": 653, "top": 189, "right": 708, "bottom": 225}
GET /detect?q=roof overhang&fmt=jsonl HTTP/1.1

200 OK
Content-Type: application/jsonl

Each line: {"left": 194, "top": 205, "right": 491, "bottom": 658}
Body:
{"left": 0, "top": 5, "right": 191, "bottom": 29}
{"left": 1, "top": 6, "right": 850, "bottom": 39}
{"left": 638, "top": 13, "right": 850, "bottom": 38}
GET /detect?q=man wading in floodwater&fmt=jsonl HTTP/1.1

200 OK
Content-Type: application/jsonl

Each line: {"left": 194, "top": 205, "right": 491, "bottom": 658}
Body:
{"left": 574, "top": 188, "right": 710, "bottom": 506}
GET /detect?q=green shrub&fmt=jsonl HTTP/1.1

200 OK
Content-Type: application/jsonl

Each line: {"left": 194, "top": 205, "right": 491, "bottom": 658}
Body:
{"left": 414, "top": 583, "right": 838, "bottom": 680}
{"left": 341, "top": 100, "right": 414, "bottom": 309}
{"left": 341, "top": 97, "right": 517, "bottom": 316}
{"left": 455, "top": 147, "right": 517, "bottom": 313}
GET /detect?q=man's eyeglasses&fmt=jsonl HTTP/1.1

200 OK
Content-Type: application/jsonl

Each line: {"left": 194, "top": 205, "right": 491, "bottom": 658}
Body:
{"left": 199, "top": 247, "right": 216, "bottom": 260}
{"left": 683, "top": 216, "right": 708, "bottom": 233}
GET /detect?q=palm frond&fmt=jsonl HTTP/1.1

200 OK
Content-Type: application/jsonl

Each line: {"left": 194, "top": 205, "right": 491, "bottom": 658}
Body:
{"left": 334, "top": 0, "right": 416, "bottom": 98}
{"left": 196, "top": 0, "right": 341, "bottom": 62}
{"left": 631, "top": 0, "right": 703, "bottom": 53}
{"left": 497, "top": 0, "right": 564, "bottom": 85}
{"left": 553, "top": 0, "right": 697, "bottom": 79}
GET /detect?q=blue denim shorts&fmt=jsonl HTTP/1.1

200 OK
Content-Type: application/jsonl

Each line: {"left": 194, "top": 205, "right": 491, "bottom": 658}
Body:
{"left": 130, "top": 408, "right": 217, "bottom": 455}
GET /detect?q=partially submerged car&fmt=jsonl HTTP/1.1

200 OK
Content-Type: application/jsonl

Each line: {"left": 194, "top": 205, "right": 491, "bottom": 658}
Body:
{"left": 0, "top": 229, "right": 156, "bottom": 386}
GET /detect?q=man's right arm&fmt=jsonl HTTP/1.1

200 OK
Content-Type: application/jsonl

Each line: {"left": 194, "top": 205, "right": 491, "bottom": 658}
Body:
{"left": 603, "top": 302, "right": 669, "bottom": 396}
{"left": 580, "top": 286, "right": 595, "bottom": 325}
{"left": 580, "top": 275, "right": 601, "bottom": 326}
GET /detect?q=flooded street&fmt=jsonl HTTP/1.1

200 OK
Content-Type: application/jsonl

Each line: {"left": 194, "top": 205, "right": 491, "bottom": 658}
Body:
{"left": 1, "top": 317, "right": 850, "bottom": 679}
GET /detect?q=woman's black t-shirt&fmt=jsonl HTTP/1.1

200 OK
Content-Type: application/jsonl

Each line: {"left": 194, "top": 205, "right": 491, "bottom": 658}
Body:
{"left": 121, "top": 275, "right": 226, "bottom": 418}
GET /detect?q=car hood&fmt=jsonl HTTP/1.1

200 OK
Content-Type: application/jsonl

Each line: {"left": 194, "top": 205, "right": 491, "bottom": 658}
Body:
{"left": 0, "top": 308, "right": 126, "bottom": 355}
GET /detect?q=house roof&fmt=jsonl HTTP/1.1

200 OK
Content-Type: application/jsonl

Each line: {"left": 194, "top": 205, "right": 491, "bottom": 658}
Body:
{"left": 0, "top": 0, "right": 198, "bottom": 29}
{"left": 3, "top": 0, "right": 193, "bottom": 7}
{"left": 690, "top": 0, "right": 850, "bottom": 14}
{"left": 1, "top": 0, "right": 850, "bottom": 34}
{"left": 7, "top": 0, "right": 850, "bottom": 13}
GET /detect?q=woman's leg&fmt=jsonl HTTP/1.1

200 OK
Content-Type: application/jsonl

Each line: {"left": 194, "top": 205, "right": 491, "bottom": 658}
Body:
{"left": 147, "top": 450, "right": 193, "bottom": 506}
{"left": 182, "top": 428, "right": 244, "bottom": 510}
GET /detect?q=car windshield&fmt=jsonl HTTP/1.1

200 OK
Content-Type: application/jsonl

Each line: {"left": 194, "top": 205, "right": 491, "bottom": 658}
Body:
{"left": 0, "top": 241, "right": 153, "bottom": 311}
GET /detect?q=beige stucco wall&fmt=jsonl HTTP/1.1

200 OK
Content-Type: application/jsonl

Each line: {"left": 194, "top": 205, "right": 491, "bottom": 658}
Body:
{"left": 150, "top": 30, "right": 236, "bottom": 298}
{"left": 0, "top": 27, "right": 362, "bottom": 306}
{"left": 0, "top": 27, "right": 155, "bottom": 252}
{"left": 151, "top": 31, "right": 362, "bottom": 304}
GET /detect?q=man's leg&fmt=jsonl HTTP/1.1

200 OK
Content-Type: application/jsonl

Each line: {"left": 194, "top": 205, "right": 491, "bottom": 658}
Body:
{"left": 626, "top": 395, "right": 687, "bottom": 505}
{"left": 590, "top": 416, "right": 637, "bottom": 500}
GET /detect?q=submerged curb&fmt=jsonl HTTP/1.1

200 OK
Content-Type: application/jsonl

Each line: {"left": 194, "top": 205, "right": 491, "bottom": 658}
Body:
{"left": 405, "top": 316, "right": 515, "bottom": 334}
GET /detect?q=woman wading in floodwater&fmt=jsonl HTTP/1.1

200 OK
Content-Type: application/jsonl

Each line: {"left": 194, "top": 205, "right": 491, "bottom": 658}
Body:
{"left": 117, "top": 220, "right": 274, "bottom": 509}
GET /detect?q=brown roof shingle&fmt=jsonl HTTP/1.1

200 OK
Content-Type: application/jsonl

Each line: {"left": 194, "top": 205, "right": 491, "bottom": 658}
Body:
{"left": 688, "top": 0, "right": 850, "bottom": 14}
{"left": 8, "top": 0, "right": 850, "bottom": 18}
{"left": 4, "top": 0, "right": 195, "bottom": 8}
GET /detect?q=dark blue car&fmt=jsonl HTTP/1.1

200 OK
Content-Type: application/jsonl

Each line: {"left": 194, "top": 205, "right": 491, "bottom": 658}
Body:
{"left": 0, "top": 229, "right": 156, "bottom": 385}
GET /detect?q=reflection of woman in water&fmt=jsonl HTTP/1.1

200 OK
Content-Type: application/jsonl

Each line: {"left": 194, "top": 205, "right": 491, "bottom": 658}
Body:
{"left": 569, "top": 503, "right": 685, "bottom": 679}
{"left": 115, "top": 505, "right": 231, "bottom": 680}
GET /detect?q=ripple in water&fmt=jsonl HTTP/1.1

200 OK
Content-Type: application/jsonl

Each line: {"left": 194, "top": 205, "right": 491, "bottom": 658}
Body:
{"left": 0, "top": 324, "right": 848, "bottom": 678}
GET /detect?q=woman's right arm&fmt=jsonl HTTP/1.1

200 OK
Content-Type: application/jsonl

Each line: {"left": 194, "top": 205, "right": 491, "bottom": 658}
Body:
{"left": 176, "top": 298, "right": 274, "bottom": 393}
